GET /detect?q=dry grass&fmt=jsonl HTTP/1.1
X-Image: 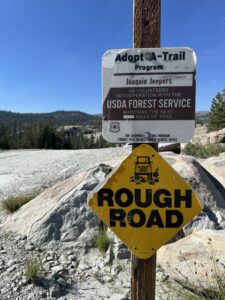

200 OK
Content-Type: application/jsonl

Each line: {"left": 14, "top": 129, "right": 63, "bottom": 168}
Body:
{"left": 2, "top": 191, "right": 39, "bottom": 214}
{"left": 93, "top": 228, "right": 111, "bottom": 255}
{"left": 24, "top": 257, "right": 42, "bottom": 284}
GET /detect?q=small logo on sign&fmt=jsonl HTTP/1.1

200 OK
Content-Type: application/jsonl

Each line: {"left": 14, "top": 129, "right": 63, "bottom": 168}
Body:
{"left": 110, "top": 122, "right": 120, "bottom": 133}
{"left": 144, "top": 132, "right": 151, "bottom": 138}
{"left": 130, "top": 155, "right": 159, "bottom": 185}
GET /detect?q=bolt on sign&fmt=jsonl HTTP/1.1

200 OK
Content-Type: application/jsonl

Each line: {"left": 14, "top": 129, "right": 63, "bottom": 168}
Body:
{"left": 102, "top": 48, "right": 196, "bottom": 144}
{"left": 88, "top": 144, "right": 202, "bottom": 259}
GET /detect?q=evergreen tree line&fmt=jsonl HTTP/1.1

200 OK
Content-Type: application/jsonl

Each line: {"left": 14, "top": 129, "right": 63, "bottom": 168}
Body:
{"left": 0, "top": 123, "right": 112, "bottom": 150}
{"left": 208, "top": 88, "right": 225, "bottom": 132}
{"left": 0, "top": 110, "right": 102, "bottom": 127}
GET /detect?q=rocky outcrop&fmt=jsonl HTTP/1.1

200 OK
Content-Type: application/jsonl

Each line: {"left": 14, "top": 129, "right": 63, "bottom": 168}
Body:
{"left": 201, "top": 153, "right": 225, "bottom": 188}
{"left": 158, "top": 230, "right": 225, "bottom": 295}
{"left": 191, "top": 128, "right": 225, "bottom": 146}
{"left": 163, "top": 153, "right": 225, "bottom": 233}
{"left": 2, "top": 154, "right": 225, "bottom": 246}
{"left": 2, "top": 164, "right": 112, "bottom": 247}
{"left": 0, "top": 148, "right": 131, "bottom": 201}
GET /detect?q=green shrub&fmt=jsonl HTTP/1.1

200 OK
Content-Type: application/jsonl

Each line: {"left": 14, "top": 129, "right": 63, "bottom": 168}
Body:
{"left": 93, "top": 228, "right": 111, "bottom": 255}
{"left": 24, "top": 257, "right": 42, "bottom": 284}
{"left": 183, "top": 143, "right": 224, "bottom": 158}
{"left": 2, "top": 191, "right": 39, "bottom": 214}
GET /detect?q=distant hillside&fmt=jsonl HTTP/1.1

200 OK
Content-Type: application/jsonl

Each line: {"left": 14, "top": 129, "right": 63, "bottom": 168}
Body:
{"left": 0, "top": 110, "right": 101, "bottom": 126}
{"left": 195, "top": 111, "right": 209, "bottom": 125}
{"left": 0, "top": 110, "right": 111, "bottom": 151}
{"left": 0, "top": 110, "right": 209, "bottom": 127}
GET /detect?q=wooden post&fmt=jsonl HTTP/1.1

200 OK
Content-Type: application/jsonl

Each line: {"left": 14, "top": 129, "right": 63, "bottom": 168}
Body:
{"left": 133, "top": 0, "right": 161, "bottom": 48}
{"left": 131, "top": 1, "right": 161, "bottom": 299}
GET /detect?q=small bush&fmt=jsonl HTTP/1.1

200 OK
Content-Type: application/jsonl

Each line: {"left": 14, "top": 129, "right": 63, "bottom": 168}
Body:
{"left": 93, "top": 228, "right": 111, "bottom": 255}
{"left": 24, "top": 257, "right": 42, "bottom": 284}
{"left": 2, "top": 191, "right": 39, "bottom": 214}
{"left": 183, "top": 143, "right": 224, "bottom": 158}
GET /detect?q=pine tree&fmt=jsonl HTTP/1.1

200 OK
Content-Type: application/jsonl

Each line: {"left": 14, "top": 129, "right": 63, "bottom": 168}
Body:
{"left": 208, "top": 92, "right": 225, "bottom": 132}
{"left": 89, "top": 134, "right": 95, "bottom": 149}
{"left": 38, "top": 123, "right": 60, "bottom": 149}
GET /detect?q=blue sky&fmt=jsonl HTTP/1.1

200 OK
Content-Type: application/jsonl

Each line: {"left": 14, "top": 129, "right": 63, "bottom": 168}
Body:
{"left": 0, "top": 0, "right": 224, "bottom": 114}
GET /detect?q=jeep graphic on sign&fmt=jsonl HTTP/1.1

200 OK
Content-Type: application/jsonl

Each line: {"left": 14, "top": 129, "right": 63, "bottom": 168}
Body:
{"left": 130, "top": 155, "right": 159, "bottom": 185}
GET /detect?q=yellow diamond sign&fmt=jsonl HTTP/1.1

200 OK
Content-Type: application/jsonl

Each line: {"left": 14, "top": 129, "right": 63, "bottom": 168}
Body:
{"left": 88, "top": 144, "right": 203, "bottom": 259}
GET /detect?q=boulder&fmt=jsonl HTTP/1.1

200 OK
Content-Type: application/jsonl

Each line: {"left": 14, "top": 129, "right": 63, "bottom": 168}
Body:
{"left": 191, "top": 128, "right": 225, "bottom": 146}
{"left": 1, "top": 171, "right": 87, "bottom": 237}
{"left": 158, "top": 230, "right": 225, "bottom": 295}
{"left": 1, "top": 164, "right": 112, "bottom": 246}
{"left": 163, "top": 153, "right": 225, "bottom": 233}
{"left": 201, "top": 154, "right": 225, "bottom": 188}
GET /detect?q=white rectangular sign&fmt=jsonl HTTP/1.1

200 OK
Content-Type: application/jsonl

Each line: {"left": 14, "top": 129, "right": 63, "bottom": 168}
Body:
{"left": 102, "top": 48, "right": 196, "bottom": 143}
